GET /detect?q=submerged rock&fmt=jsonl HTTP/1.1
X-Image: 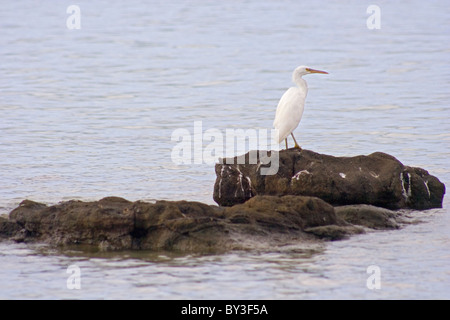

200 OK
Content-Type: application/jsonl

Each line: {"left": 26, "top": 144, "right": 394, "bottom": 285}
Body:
{"left": 3, "top": 195, "right": 370, "bottom": 251}
{"left": 214, "top": 149, "right": 446, "bottom": 210}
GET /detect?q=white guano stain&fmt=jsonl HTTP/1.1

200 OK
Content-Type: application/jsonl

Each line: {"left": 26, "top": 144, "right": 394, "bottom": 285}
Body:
{"left": 246, "top": 176, "right": 252, "bottom": 191}
{"left": 400, "top": 172, "right": 412, "bottom": 201}
{"left": 369, "top": 171, "right": 379, "bottom": 178}
{"left": 424, "top": 180, "right": 431, "bottom": 199}
{"left": 339, "top": 173, "right": 346, "bottom": 179}
{"left": 235, "top": 166, "right": 251, "bottom": 198}
{"left": 292, "top": 170, "right": 311, "bottom": 180}
{"left": 218, "top": 165, "right": 226, "bottom": 199}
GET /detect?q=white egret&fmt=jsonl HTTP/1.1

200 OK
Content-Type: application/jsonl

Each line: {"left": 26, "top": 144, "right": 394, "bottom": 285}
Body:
{"left": 273, "top": 66, "right": 328, "bottom": 149}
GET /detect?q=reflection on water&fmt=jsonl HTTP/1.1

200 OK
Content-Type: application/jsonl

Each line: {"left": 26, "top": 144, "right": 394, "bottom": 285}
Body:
{"left": 0, "top": 0, "right": 449, "bottom": 299}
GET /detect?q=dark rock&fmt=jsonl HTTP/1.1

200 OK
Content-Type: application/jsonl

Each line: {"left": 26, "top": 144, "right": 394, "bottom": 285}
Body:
{"left": 0, "top": 216, "right": 21, "bottom": 238}
{"left": 213, "top": 149, "right": 446, "bottom": 210}
{"left": 224, "top": 195, "right": 337, "bottom": 230}
{"left": 129, "top": 199, "right": 227, "bottom": 251}
{"left": 2, "top": 195, "right": 367, "bottom": 251}
{"left": 304, "top": 225, "right": 365, "bottom": 241}
{"left": 335, "top": 205, "right": 400, "bottom": 230}
{"left": 9, "top": 197, "right": 135, "bottom": 249}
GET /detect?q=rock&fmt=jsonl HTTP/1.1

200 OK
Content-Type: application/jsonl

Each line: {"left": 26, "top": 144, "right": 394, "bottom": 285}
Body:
{"left": 9, "top": 197, "right": 135, "bottom": 249}
{"left": 2, "top": 148, "right": 444, "bottom": 252}
{"left": 2, "top": 195, "right": 368, "bottom": 251}
{"left": 304, "top": 225, "right": 365, "bottom": 241}
{"left": 129, "top": 199, "right": 227, "bottom": 251}
{"left": 335, "top": 205, "right": 400, "bottom": 230}
{"left": 213, "top": 149, "right": 446, "bottom": 210}
{"left": 0, "top": 216, "right": 21, "bottom": 238}
{"left": 224, "top": 195, "right": 337, "bottom": 230}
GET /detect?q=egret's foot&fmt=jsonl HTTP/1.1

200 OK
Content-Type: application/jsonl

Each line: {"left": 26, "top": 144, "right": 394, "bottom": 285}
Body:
{"left": 294, "top": 143, "right": 302, "bottom": 150}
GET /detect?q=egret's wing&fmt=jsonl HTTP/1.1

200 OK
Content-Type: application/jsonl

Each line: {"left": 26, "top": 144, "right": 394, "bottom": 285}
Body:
{"left": 273, "top": 88, "right": 305, "bottom": 143}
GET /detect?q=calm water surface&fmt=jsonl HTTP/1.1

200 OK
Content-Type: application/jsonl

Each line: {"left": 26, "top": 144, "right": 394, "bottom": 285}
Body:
{"left": 0, "top": 1, "right": 449, "bottom": 299}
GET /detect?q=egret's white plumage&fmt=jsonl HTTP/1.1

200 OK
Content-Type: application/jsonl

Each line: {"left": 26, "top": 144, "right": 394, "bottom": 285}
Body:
{"left": 273, "top": 65, "right": 328, "bottom": 149}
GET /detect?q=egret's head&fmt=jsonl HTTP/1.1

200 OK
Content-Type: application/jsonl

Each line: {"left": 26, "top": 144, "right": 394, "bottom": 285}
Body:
{"left": 294, "top": 65, "right": 328, "bottom": 77}
{"left": 292, "top": 65, "right": 328, "bottom": 86}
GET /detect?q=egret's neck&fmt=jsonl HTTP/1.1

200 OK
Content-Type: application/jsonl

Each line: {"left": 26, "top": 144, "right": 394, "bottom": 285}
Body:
{"left": 293, "top": 75, "right": 308, "bottom": 95}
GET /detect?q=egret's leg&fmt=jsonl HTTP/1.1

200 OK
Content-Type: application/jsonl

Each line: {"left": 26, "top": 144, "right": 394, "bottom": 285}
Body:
{"left": 285, "top": 138, "right": 288, "bottom": 150}
{"left": 291, "top": 133, "right": 301, "bottom": 149}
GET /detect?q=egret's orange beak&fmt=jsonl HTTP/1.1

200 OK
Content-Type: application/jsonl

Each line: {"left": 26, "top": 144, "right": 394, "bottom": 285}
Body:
{"left": 306, "top": 68, "right": 328, "bottom": 74}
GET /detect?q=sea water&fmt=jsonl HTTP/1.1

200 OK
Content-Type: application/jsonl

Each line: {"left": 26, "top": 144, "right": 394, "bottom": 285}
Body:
{"left": 0, "top": 0, "right": 449, "bottom": 299}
